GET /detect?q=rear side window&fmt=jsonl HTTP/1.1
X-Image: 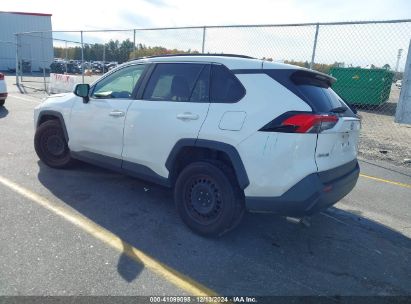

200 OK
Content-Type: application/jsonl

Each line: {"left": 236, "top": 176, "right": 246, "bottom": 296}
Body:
{"left": 211, "top": 65, "right": 245, "bottom": 103}
{"left": 143, "top": 63, "right": 204, "bottom": 101}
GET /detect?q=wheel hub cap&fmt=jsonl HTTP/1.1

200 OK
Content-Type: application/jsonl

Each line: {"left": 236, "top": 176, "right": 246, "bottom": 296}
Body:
{"left": 46, "top": 135, "right": 65, "bottom": 156}
{"left": 190, "top": 182, "right": 217, "bottom": 215}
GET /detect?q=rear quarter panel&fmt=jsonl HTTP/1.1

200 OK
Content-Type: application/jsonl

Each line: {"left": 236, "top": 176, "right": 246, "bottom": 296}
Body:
{"left": 198, "top": 73, "right": 312, "bottom": 146}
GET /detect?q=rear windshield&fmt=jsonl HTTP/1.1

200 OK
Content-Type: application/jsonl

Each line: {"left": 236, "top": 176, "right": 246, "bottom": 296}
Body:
{"left": 265, "top": 69, "right": 354, "bottom": 115}
{"left": 297, "top": 85, "right": 343, "bottom": 112}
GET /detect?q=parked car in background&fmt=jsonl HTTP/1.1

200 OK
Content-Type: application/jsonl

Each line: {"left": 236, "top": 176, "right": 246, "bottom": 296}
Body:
{"left": 106, "top": 62, "right": 118, "bottom": 71}
{"left": 395, "top": 80, "right": 402, "bottom": 88}
{"left": 0, "top": 73, "right": 7, "bottom": 107}
{"left": 33, "top": 54, "right": 361, "bottom": 236}
{"left": 50, "top": 62, "right": 81, "bottom": 74}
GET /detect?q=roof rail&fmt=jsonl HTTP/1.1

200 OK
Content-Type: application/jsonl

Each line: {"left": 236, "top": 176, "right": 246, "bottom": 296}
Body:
{"left": 133, "top": 53, "right": 255, "bottom": 60}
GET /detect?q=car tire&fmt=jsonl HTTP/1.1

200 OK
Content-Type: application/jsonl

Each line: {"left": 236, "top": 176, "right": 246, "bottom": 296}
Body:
{"left": 0, "top": 100, "right": 4, "bottom": 107}
{"left": 174, "top": 160, "right": 245, "bottom": 237}
{"left": 34, "top": 120, "right": 74, "bottom": 169}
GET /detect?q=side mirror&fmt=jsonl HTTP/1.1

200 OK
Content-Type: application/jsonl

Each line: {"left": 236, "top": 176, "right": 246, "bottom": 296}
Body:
{"left": 74, "top": 83, "right": 90, "bottom": 103}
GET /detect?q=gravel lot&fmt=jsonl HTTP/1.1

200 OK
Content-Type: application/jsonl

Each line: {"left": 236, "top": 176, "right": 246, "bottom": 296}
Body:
{"left": 357, "top": 85, "right": 411, "bottom": 167}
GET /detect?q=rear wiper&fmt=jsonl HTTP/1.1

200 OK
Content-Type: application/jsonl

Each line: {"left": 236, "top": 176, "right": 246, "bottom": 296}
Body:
{"left": 330, "top": 106, "right": 348, "bottom": 113}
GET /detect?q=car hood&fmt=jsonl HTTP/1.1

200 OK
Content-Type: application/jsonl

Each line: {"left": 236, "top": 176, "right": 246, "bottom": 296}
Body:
{"left": 35, "top": 92, "right": 79, "bottom": 112}
{"left": 41, "top": 92, "right": 74, "bottom": 104}
{"left": 45, "top": 92, "right": 72, "bottom": 99}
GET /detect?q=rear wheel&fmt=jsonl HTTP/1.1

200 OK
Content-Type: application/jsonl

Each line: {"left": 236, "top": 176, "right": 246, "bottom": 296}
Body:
{"left": 34, "top": 120, "right": 74, "bottom": 168}
{"left": 174, "top": 161, "right": 245, "bottom": 237}
{"left": 0, "top": 100, "right": 4, "bottom": 107}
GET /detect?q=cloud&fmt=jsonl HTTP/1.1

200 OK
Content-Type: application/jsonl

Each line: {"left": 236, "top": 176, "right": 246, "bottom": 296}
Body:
{"left": 119, "top": 10, "right": 154, "bottom": 28}
{"left": 141, "top": 0, "right": 170, "bottom": 7}
{"left": 0, "top": 0, "right": 410, "bottom": 30}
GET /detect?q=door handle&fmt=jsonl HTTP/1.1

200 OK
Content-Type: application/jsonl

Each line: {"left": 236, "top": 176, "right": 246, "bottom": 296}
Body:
{"left": 176, "top": 112, "right": 199, "bottom": 121}
{"left": 109, "top": 110, "right": 125, "bottom": 117}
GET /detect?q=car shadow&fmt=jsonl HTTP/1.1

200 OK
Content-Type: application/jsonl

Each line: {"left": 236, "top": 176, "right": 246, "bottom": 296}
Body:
{"left": 0, "top": 106, "right": 9, "bottom": 118}
{"left": 36, "top": 161, "right": 411, "bottom": 296}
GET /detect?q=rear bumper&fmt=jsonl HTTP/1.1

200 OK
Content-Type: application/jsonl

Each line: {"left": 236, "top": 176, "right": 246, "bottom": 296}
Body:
{"left": 245, "top": 160, "right": 359, "bottom": 216}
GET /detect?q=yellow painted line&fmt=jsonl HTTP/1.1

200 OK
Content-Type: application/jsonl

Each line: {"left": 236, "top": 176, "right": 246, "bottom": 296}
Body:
{"left": 360, "top": 174, "right": 411, "bottom": 189}
{"left": 0, "top": 175, "right": 217, "bottom": 296}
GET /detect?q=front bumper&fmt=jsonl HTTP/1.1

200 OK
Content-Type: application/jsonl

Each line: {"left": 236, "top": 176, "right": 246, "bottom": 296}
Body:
{"left": 245, "top": 160, "right": 360, "bottom": 216}
{"left": 0, "top": 92, "right": 7, "bottom": 100}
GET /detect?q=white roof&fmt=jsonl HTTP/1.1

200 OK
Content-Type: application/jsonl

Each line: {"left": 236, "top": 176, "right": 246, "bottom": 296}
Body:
{"left": 132, "top": 55, "right": 299, "bottom": 70}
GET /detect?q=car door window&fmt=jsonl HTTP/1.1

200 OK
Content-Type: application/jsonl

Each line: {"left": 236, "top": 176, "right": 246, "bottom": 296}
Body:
{"left": 143, "top": 63, "right": 205, "bottom": 102}
{"left": 190, "top": 65, "right": 210, "bottom": 102}
{"left": 92, "top": 64, "right": 145, "bottom": 99}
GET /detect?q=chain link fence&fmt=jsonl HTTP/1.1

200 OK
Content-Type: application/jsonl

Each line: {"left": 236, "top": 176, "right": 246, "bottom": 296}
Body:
{"left": 9, "top": 20, "right": 411, "bottom": 166}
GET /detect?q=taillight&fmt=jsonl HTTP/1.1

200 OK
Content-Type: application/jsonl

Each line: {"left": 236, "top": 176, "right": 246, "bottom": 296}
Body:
{"left": 260, "top": 112, "right": 338, "bottom": 133}
{"left": 0, "top": 73, "right": 4, "bottom": 80}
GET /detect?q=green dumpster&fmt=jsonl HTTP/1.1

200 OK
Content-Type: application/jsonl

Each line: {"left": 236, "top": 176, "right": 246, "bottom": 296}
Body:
{"left": 329, "top": 67, "right": 394, "bottom": 106}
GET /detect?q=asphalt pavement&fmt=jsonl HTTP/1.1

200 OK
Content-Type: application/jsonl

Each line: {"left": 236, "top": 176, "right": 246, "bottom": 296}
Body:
{"left": 0, "top": 88, "right": 410, "bottom": 297}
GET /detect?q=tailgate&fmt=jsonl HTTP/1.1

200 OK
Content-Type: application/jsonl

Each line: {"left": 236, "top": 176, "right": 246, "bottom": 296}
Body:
{"left": 264, "top": 67, "right": 361, "bottom": 173}
{"left": 315, "top": 117, "right": 360, "bottom": 172}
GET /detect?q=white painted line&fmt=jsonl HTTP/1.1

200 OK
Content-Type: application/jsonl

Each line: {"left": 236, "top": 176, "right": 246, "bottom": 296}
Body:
{"left": 9, "top": 94, "right": 42, "bottom": 103}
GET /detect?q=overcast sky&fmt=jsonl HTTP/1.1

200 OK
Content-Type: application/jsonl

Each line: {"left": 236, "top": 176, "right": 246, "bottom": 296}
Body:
{"left": 1, "top": 0, "right": 410, "bottom": 30}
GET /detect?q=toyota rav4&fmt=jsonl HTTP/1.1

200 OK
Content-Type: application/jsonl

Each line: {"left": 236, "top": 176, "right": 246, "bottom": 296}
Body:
{"left": 34, "top": 54, "right": 360, "bottom": 236}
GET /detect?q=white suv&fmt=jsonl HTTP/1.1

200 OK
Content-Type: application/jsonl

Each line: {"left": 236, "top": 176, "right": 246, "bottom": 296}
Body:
{"left": 34, "top": 54, "right": 360, "bottom": 236}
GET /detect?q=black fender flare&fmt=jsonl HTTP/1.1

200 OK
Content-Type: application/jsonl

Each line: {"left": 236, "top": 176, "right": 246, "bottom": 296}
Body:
{"left": 166, "top": 138, "right": 250, "bottom": 189}
{"left": 37, "top": 110, "right": 69, "bottom": 142}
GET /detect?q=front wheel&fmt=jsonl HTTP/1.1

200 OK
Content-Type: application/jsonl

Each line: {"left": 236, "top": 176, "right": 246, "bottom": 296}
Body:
{"left": 174, "top": 161, "right": 245, "bottom": 237}
{"left": 0, "top": 99, "right": 5, "bottom": 107}
{"left": 34, "top": 120, "right": 74, "bottom": 168}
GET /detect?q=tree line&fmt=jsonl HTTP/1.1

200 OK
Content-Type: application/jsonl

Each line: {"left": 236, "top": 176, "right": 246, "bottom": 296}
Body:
{"left": 281, "top": 60, "right": 392, "bottom": 74}
{"left": 54, "top": 39, "right": 197, "bottom": 63}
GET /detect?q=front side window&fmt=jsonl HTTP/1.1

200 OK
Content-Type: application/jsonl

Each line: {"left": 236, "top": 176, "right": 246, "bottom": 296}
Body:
{"left": 92, "top": 64, "right": 145, "bottom": 99}
{"left": 143, "top": 63, "right": 205, "bottom": 102}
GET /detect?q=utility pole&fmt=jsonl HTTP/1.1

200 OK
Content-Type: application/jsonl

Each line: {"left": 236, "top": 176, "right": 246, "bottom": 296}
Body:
{"left": 202, "top": 27, "right": 206, "bottom": 54}
{"left": 65, "top": 41, "right": 68, "bottom": 73}
{"left": 102, "top": 44, "right": 106, "bottom": 74}
{"left": 81, "top": 31, "right": 84, "bottom": 83}
{"left": 394, "top": 48, "right": 403, "bottom": 78}
{"left": 309, "top": 23, "right": 320, "bottom": 70}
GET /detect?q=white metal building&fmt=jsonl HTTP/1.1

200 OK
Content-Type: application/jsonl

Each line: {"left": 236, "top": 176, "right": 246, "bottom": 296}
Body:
{"left": 0, "top": 11, "right": 53, "bottom": 72}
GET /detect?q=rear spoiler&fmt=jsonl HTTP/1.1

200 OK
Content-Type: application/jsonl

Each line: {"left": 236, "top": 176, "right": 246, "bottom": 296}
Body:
{"left": 232, "top": 65, "right": 336, "bottom": 88}
{"left": 291, "top": 69, "right": 336, "bottom": 88}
